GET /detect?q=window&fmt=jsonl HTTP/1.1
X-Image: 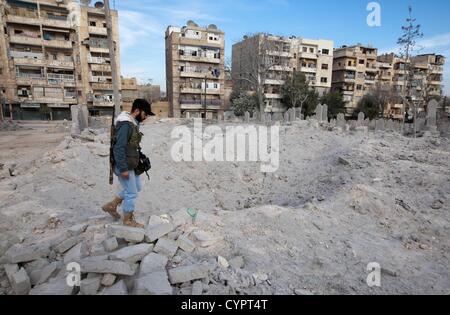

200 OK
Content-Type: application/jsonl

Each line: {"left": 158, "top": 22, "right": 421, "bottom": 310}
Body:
{"left": 180, "top": 66, "right": 184, "bottom": 72}
{"left": 302, "top": 47, "right": 307, "bottom": 52}
{"left": 320, "top": 77, "right": 327, "bottom": 83}
{"left": 103, "top": 23, "right": 107, "bottom": 28}
{"left": 359, "top": 59, "right": 365, "bottom": 65}
{"left": 338, "top": 62, "right": 341, "bottom": 67}
{"left": 90, "top": 21, "right": 96, "bottom": 26}
{"left": 348, "top": 61, "right": 352, "bottom": 67}
{"left": 357, "top": 85, "right": 363, "bottom": 90}
{"left": 309, "top": 48, "right": 314, "bottom": 53}
{"left": 321, "top": 64, "right": 329, "bottom": 70}
{"left": 322, "top": 49, "right": 329, "bottom": 55}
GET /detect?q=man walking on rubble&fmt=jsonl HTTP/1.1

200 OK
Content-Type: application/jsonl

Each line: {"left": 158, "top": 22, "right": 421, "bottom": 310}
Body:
{"left": 102, "top": 99, "right": 155, "bottom": 228}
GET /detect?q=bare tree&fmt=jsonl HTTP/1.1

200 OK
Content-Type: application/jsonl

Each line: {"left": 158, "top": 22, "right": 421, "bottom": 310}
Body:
{"left": 232, "top": 33, "right": 287, "bottom": 115}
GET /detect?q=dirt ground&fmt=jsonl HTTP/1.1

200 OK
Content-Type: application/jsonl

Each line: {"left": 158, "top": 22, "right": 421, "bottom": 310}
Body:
{"left": 0, "top": 119, "right": 449, "bottom": 295}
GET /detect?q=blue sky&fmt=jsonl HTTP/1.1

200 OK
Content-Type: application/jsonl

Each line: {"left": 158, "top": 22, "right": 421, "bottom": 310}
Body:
{"left": 114, "top": 0, "right": 450, "bottom": 95}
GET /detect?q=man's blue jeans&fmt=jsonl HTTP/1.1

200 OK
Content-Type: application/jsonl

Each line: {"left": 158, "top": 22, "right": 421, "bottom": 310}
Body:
{"left": 115, "top": 167, "right": 141, "bottom": 213}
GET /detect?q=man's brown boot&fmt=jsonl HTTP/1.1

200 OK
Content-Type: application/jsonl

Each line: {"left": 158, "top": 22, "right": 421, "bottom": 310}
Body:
{"left": 123, "top": 212, "right": 144, "bottom": 228}
{"left": 101, "top": 197, "right": 123, "bottom": 221}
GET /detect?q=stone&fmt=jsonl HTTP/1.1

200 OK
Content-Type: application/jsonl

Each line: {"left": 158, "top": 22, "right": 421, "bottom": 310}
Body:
{"left": 99, "top": 280, "right": 128, "bottom": 295}
{"left": 90, "top": 244, "right": 106, "bottom": 256}
{"left": 3, "top": 243, "right": 49, "bottom": 264}
{"left": 218, "top": 256, "right": 229, "bottom": 269}
{"left": 109, "top": 244, "right": 153, "bottom": 263}
{"left": 321, "top": 104, "right": 328, "bottom": 122}
{"left": 336, "top": 113, "right": 346, "bottom": 129}
{"left": 145, "top": 220, "right": 175, "bottom": 243}
{"left": 153, "top": 238, "right": 178, "bottom": 258}
{"left": 139, "top": 253, "right": 168, "bottom": 276}
{"left": 426, "top": 99, "right": 438, "bottom": 129}
{"left": 83, "top": 255, "right": 109, "bottom": 262}
{"left": 38, "top": 262, "right": 62, "bottom": 284}
{"left": 101, "top": 274, "right": 116, "bottom": 287}
{"left": 170, "top": 209, "right": 193, "bottom": 228}
{"left": 107, "top": 225, "right": 145, "bottom": 243}
{"left": 54, "top": 236, "right": 79, "bottom": 254}
{"left": 102, "top": 237, "right": 119, "bottom": 252}
{"left": 314, "top": 104, "right": 323, "bottom": 121}
{"left": 192, "top": 230, "right": 219, "bottom": 247}
{"left": 176, "top": 234, "right": 196, "bottom": 253}
{"left": 192, "top": 281, "right": 203, "bottom": 295}
{"left": 63, "top": 242, "right": 89, "bottom": 264}
{"left": 229, "top": 256, "right": 245, "bottom": 269}
{"left": 80, "top": 260, "right": 137, "bottom": 276}
{"left": 245, "top": 111, "right": 250, "bottom": 123}
{"left": 10, "top": 268, "right": 31, "bottom": 295}
{"left": 166, "top": 230, "right": 182, "bottom": 240}
{"left": 357, "top": 112, "right": 365, "bottom": 127}
{"left": 134, "top": 271, "right": 173, "bottom": 295}
{"left": 4, "top": 264, "right": 19, "bottom": 284}
{"left": 67, "top": 224, "right": 88, "bottom": 237}
{"left": 338, "top": 157, "right": 351, "bottom": 166}
{"left": 80, "top": 277, "right": 101, "bottom": 295}
{"left": 355, "top": 126, "right": 368, "bottom": 133}
{"left": 375, "top": 119, "right": 385, "bottom": 132}
{"left": 30, "top": 277, "right": 74, "bottom": 295}
{"left": 168, "top": 264, "right": 209, "bottom": 284}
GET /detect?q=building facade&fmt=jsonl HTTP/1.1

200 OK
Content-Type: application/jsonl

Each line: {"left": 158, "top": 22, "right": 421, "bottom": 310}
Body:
{"left": 0, "top": 0, "right": 120, "bottom": 120}
{"left": 232, "top": 34, "right": 333, "bottom": 113}
{"left": 165, "top": 21, "right": 225, "bottom": 119}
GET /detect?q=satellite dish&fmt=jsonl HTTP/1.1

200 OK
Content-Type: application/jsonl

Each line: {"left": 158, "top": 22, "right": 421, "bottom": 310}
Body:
{"left": 208, "top": 24, "right": 218, "bottom": 30}
{"left": 94, "top": 1, "right": 104, "bottom": 8}
{"left": 80, "top": 0, "right": 91, "bottom": 5}
{"left": 186, "top": 20, "right": 198, "bottom": 27}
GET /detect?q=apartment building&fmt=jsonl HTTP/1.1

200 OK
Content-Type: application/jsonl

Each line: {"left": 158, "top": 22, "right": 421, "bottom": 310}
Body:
{"left": 331, "top": 44, "right": 378, "bottom": 115}
{"left": 121, "top": 76, "right": 138, "bottom": 112}
{"left": 0, "top": 0, "right": 120, "bottom": 120}
{"left": 165, "top": 21, "right": 225, "bottom": 119}
{"left": 232, "top": 34, "right": 333, "bottom": 113}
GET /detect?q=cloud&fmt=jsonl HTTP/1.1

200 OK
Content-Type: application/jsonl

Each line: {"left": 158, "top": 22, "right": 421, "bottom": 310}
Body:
{"left": 118, "top": 10, "right": 164, "bottom": 50}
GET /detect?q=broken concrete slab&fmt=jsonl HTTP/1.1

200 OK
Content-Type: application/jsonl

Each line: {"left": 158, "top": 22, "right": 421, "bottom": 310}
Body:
{"left": 144, "top": 221, "right": 175, "bottom": 243}
{"left": 79, "top": 260, "right": 138, "bottom": 276}
{"left": 90, "top": 244, "right": 106, "bottom": 256}
{"left": 24, "top": 258, "right": 49, "bottom": 275}
{"left": 4, "top": 264, "right": 19, "bottom": 284}
{"left": 153, "top": 238, "right": 178, "bottom": 258}
{"left": 3, "top": 243, "right": 50, "bottom": 264}
{"left": 134, "top": 271, "right": 173, "bottom": 295}
{"left": 107, "top": 225, "right": 145, "bottom": 243}
{"left": 10, "top": 268, "right": 31, "bottom": 295}
{"left": 168, "top": 264, "right": 209, "bottom": 284}
{"left": 102, "top": 237, "right": 119, "bottom": 252}
{"left": 192, "top": 281, "right": 203, "bottom": 295}
{"left": 63, "top": 242, "right": 89, "bottom": 264}
{"left": 218, "top": 256, "right": 229, "bottom": 269}
{"left": 38, "top": 261, "right": 62, "bottom": 285}
{"left": 109, "top": 244, "right": 153, "bottom": 263}
{"left": 170, "top": 209, "right": 193, "bottom": 228}
{"left": 139, "top": 253, "right": 168, "bottom": 276}
{"left": 228, "top": 256, "right": 245, "bottom": 269}
{"left": 101, "top": 274, "right": 116, "bottom": 287}
{"left": 176, "top": 234, "right": 196, "bottom": 253}
{"left": 99, "top": 280, "right": 128, "bottom": 295}
{"left": 54, "top": 236, "right": 80, "bottom": 254}
{"left": 67, "top": 224, "right": 89, "bottom": 237}
{"left": 192, "top": 230, "right": 219, "bottom": 247}
{"left": 80, "top": 277, "right": 101, "bottom": 295}
{"left": 30, "top": 277, "right": 74, "bottom": 295}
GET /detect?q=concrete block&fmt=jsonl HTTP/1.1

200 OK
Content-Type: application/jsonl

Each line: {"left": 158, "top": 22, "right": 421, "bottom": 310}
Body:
{"left": 3, "top": 243, "right": 49, "bottom": 264}
{"left": 192, "top": 230, "right": 219, "bottom": 247}
{"left": 144, "top": 221, "right": 175, "bottom": 243}
{"left": 228, "top": 256, "right": 245, "bottom": 269}
{"left": 54, "top": 236, "right": 79, "bottom": 254}
{"left": 79, "top": 260, "right": 137, "bottom": 276}
{"left": 90, "top": 244, "right": 106, "bottom": 256}
{"left": 64, "top": 242, "right": 89, "bottom": 264}
{"left": 99, "top": 280, "right": 128, "bottom": 295}
{"left": 134, "top": 271, "right": 173, "bottom": 295}
{"left": 38, "top": 262, "right": 62, "bottom": 285}
{"left": 176, "top": 234, "right": 196, "bottom": 253}
{"left": 101, "top": 274, "right": 116, "bottom": 287}
{"left": 107, "top": 225, "right": 145, "bottom": 243}
{"left": 24, "top": 258, "right": 49, "bottom": 275}
{"left": 80, "top": 277, "right": 101, "bottom": 295}
{"left": 218, "top": 256, "right": 229, "bottom": 269}
{"left": 168, "top": 264, "right": 209, "bottom": 284}
{"left": 109, "top": 244, "right": 153, "bottom": 263}
{"left": 139, "top": 253, "right": 168, "bottom": 276}
{"left": 10, "top": 268, "right": 31, "bottom": 295}
{"left": 153, "top": 238, "right": 178, "bottom": 258}
{"left": 192, "top": 281, "right": 203, "bottom": 295}
{"left": 170, "top": 209, "right": 193, "bottom": 228}
{"left": 67, "top": 224, "right": 88, "bottom": 237}
{"left": 30, "top": 277, "right": 74, "bottom": 295}
{"left": 4, "top": 264, "right": 19, "bottom": 284}
{"left": 102, "top": 237, "right": 119, "bottom": 252}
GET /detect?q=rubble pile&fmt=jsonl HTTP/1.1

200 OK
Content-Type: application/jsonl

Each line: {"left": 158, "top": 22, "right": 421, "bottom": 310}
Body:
{"left": 0, "top": 120, "right": 26, "bottom": 132}
{"left": 0, "top": 208, "right": 269, "bottom": 295}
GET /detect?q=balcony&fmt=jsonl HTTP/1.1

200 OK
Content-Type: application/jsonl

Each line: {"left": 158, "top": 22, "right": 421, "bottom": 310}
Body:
{"left": 90, "top": 64, "right": 111, "bottom": 72}
{"left": 365, "top": 78, "right": 376, "bottom": 84}
{"left": 429, "top": 90, "right": 441, "bottom": 96}
{"left": 13, "top": 57, "right": 45, "bottom": 67}
{"left": 271, "top": 65, "right": 291, "bottom": 72}
{"left": 179, "top": 37, "right": 222, "bottom": 48}
{"left": 344, "top": 76, "right": 356, "bottom": 83}
{"left": 92, "top": 83, "right": 113, "bottom": 90}
{"left": 5, "top": 15, "right": 40, "bottom": 26}
{"left": 430, "top": 66, "right": 444, "bottom": 74}
{"left": 265, "top": 79, "right": 285, "bottom": 85}
{"left": 90, "top": 47, "right": 110, "bottom": 54}
{"left": 42, "top": 17, "right": 71, "bottom": 29}
{"left": 429, "top": 80, "right": 442, "bottom": 86}
{"left": 9, "top": 35, "right": 42, "bottom": 46}
{"left": 89, "top": 26, "right": 108, "bottom": 36}
{"left": 180, "top": 71, "right": 222, "bottom": 79}
{"left": 47, "top": 59, "right": 74, "bottom": 69}
{"left": 264, "top": 93, "right": 282, "bottom": 99}
{"left": 93, "top": 99, "right": 114, "bottom": 107}
{"left": 90, "top": 76, "right": 112, "bottom": 83}
{"left": 179, "top": 54, "right": 221, "bottom": 64}
{"left": 47, "top": 73, "right": 75, "bottom": 85}
{"left": 88, "top": 56, "right": 110, "bottom": 64}
{"left": 300, "top": 66, "right": 317, "bottom": 73}
{"left": 299, "top": 52, "right": 318, "bottom": 59}
{"left": 180, "top": 99, "right": 222, "bottom": 110}
{"left": 343, "top": 90, "right": 355, "bottom": 95}
{"left": 366, "top": 67, "right": 378, "bottom": 73}
{"left": 16, "top": 74, "right": 46, "bottom": 85}
{"left": 267, "top": 50, "right": 292, "bottom": 58}
{"left": 43, "top": 39, "right": 72, "bottom": 49}
{"left": 180, "top": 87, "right": 221, "bottom": 95}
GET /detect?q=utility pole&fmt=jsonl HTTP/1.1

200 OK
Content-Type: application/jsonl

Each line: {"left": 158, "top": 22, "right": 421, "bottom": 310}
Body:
{"left": 203, "top": 75, "right": 207, "bottom": 119}
{"left": 104, "top": 0, "right": 121, "bottom": 117}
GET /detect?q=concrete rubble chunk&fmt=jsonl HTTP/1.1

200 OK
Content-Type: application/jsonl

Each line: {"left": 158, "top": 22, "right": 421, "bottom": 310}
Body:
{"left": 168, "top": 264, "right": 209, "bottom": 284}
{"left": 54, "top": 236, "right": 80, "bottom": 254}
{"left": 107, "top": 225, "right": 145, "bottom": 243}
{"left": 80, "top": 260, "right": 138, "bottom": 276}
{"left": 67, "top": 224, "right": 89, "bottom": 237}
{"left": 229, "top": 256, "right": 245, "bottom": 269}
{"left": 3, "top": 243, "right": 50, "bottom": 264}
{"left": 101, "top": 274, "right": 116, "bottom": 287}
{"left": 192, "top": 230, "right": 219, "bottom": 247}
{"left": 24, "top": 258, "right": 49, "bottom": 275}
{"left": 90, "top": 244, "right": 106, "bottom": 256}
{"left": 82, "top": 255, "right": 109, "bottom": 262}
{"left": 139, "top": 253, "right": 168, "bottom": 276}
{"left": 99, "top": 280, "right": 128, "bottom": 295}
{"left": 145, "top": 220, "right": 175, "bottom": 243}
{"left": 10, "top": 268, "right": 31, "bottom": 295}
{"left": 80, "top": 277, "right": 101, "bottom": 295}
{"left": 102, "top": 237, "right": 119, "bottom": 252}
{"left": 64, "top": 242, "right": 89, "bottom": 264}
{"left": 38, "top": 261, "right": 62, "bottom": 285}
{"left": 109, "top": 244, "right": 153, "bottom": 263}
{"left": 134, "top": 271, "right": 173, "bottom": 295}
{"left": 176, "top": 234, "right": 196, "bottom": 253}
{"left": 4, "top": 264, "right": 19, "bottom": 284}
{"left": 218, "top": 256, "right": 229, "bottom": 269}
{"left": 192, "top": 281, "right": 203, "bottom": 295}
{"left": 170, "top": 209, "right": 193, "bottom": 228}
{"left": 30, "top": 277, "right": 74, "bottom": 295}
{"left": 153, "top": 238, "right": 178, "bottom": 258}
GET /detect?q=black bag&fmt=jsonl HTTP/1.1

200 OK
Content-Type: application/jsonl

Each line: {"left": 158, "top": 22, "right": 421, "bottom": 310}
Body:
{"left": 135, "top": 150, "right": 152, "bottom": 179}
